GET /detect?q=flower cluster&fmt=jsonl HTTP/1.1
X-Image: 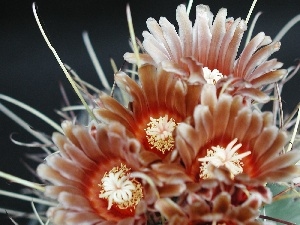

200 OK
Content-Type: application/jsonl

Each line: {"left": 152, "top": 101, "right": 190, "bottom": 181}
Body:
{"left": 1, "top": 2, "right": 300, "bottom": 225}
{"left": 34, "top": 4, "right": 300, "bottom": 225}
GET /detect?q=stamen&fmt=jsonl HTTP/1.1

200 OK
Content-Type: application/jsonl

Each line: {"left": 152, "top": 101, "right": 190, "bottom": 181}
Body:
{"left": 145, "top": 115, "right": 177, "bottom": 154}
{"left": 99, "top": 164, "right": 143, "bottom": 210}
{"left": 213, "top": 221, "right": 227, "bottom": 225}
{"left": 202, "top": 67, "right": 224, "bottom": 85}
{"left": 198, "top": 138, "right": 251, "bottom": 179}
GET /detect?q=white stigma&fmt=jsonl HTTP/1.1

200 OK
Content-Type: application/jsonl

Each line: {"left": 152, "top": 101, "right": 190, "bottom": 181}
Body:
{"left": 202, "top": 67, "right": 224, "bottom": 85}
{"left": 99, "top": 164, "right": 143, "bottom": 210}
{"left": 145, "top": 115, "right": 177, "bottom": 153}
{"left": 198, "top": 138, "right": 251, "bottom": 179}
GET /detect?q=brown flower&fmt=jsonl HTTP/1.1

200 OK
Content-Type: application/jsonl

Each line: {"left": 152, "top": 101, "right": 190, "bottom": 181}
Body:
{"left": 37, "top": 121, "right": 157, "bottom": 224}
{"left": 125, "top": 4, "right": 287, "bottom": 102}
{"left": 95, "top": 64, "right": 200, "bottom": 159}
{"left": 154, "top": 168, "right": 269, "bottom": 225}
{"left": 176, "top": 84, "right": 300, "bottom": 185}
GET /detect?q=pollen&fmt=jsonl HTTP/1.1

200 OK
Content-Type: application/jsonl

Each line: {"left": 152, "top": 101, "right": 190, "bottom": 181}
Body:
{"left": 198, "top": 138, "right": 251, "bottom": 179}
{"left": 202, "top": 67, "right": 224, "bottom": 85}
{"left": 144, "top": 115, "right": 177, "bottom": 154}
{"left": 99, "top": 164, "right": 143, "bottom": 210}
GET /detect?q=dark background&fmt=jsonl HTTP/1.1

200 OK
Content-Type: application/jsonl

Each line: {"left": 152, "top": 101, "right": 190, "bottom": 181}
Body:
{"left": 0, "top": 0, "right": 299, "bottom": 224}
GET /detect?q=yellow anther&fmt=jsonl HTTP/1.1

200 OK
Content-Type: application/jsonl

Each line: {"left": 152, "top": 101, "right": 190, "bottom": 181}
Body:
{"left": 145, "top": 115, "right": 176, "bottom": 154}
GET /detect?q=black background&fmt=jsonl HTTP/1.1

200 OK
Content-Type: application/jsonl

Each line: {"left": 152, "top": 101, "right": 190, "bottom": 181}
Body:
{"left": 0, "top": 0, "right": 299, "bottom": 224}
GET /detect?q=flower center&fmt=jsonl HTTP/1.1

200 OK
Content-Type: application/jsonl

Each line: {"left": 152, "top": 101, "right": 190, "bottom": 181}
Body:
{"left": 202, "top": 67, "right": 224, "bottom": 84}
{"left": 99, "top": 164, "right": 143, "bottom": 210}
{"left": 144, "top": 115, "right": 177, "bottom": 154}
{"left": 198, "top": 138, "right": 251, "bottom": 179}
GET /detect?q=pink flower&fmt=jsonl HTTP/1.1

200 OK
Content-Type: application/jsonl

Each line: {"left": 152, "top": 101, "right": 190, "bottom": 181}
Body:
{"left": 155, "top": 167, "right": 270, "bottom": 225}
{"left": 37, "top": 121, "right": 153, "bottom": 224}
{"left": 176, "top": 84, "right": 300, "bottom": 185}
{"left": 125, "top": 4, "right": 287, "bottom": 103}
{"left": 95, "top": 64, "right": 200, "bottom": 159}
{"left": 37, "top": 120, "right": 191, "bottom": 224}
